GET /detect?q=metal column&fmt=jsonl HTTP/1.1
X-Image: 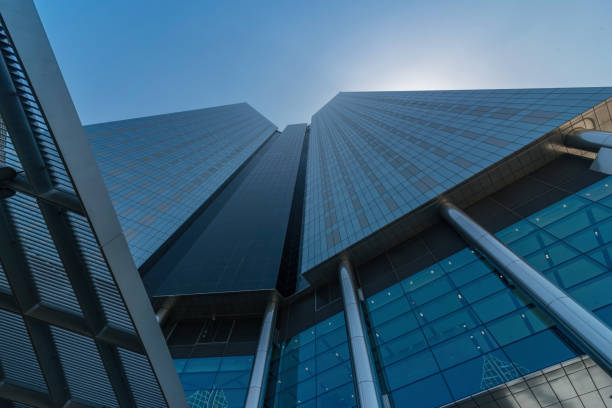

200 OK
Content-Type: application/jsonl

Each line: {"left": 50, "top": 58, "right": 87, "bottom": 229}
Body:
{"left": 339, "top": 261, "right": 382, "bottom": 408}
{"left": 245, "top": 294, "right": 279, "bottom": 408}
{"left": 440, "top": 201, "right": 612, "bottom": 374}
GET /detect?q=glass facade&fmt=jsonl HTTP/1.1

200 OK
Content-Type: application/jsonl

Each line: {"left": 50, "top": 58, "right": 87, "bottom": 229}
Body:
{"left": 362, "top": 176, "right": 612, "bottom": 407}
{"left": 175, "top": 355, "right": 254, "bottom": 408}
{"left": 265, "top": 313, "right": 357, "bottom": 407}
{"left": 86, "top": 104, "right": 276, "bottom": 267}
{"left": 301, "top": 88, "right": 612, "bottom": 273}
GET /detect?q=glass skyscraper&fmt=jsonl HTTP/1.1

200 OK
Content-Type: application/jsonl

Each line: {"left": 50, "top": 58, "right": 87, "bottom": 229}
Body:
{"left": 1, "top": 2, "right": 612, "bottom": 408}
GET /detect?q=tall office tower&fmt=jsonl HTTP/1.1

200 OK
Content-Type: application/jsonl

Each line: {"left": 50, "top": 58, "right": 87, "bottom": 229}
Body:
{"left": 1, "top": 2, "right": 612, "bottom": 408}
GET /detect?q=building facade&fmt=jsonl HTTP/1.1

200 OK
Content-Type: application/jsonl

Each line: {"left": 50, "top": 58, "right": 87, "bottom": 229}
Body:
{"left": 1, "top": 2, "right": 612, "bottom": 408}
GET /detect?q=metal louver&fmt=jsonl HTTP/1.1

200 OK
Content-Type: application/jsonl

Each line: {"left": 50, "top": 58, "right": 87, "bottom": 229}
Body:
{"left": 0, "top": 2, "right": 187, "bottom": 407}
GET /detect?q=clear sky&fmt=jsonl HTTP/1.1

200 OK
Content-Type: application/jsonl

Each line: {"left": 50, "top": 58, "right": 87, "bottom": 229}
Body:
{"left": 34, "top": 0, "right": 612, "bottom": 129}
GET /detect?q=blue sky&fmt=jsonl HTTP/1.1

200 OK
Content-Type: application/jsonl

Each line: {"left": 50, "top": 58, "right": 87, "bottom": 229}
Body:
{"left": 34, "top": 0, "right": 612, "bottom": 129}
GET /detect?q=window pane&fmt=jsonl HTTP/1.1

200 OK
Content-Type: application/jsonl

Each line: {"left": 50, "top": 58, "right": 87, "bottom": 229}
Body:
{"left": 449, "top": 259, "right": 494, "bottom": 287}
{"left": 496, "top": 220, "right": 537, "bottom": 244}
{"left": 416, "top": 291, "right": 466, "bottom": 323}
{"left": 383, "top": 348, "right": 439, "bottom": 391}
{"left": 316, "top": 342, "right": 350, "bottom": 374}
{"left": 524, "top": 241, "right": 579, "bottom": 271}
{"left": 391, "top": 374, "right": 452, "bottom": 408}
{"left": 432, "top": 326, "right": 498, "bottom": 370}
{"left": 578, "top": 177, "right": 612, "bottom": 202}
{"left": 422, "top": 308, "right": 480, "bottom": 346}
{"left": 544, "top": 203, "right": 612, "bottom": 239}
{"left": 439, "top": 249, "right": 478, "bottom": 273}
{"left": 503, "top": 329, "right": 576, "bottom": 376}
{"left": 372, "top": 311, "right": 419, "bottom": 345}
{"left": 316, "top": 362, "right": 353, "bottom": 395}
{"left": 378, "top": 329, "right": 428, "bottom": 367}
{"left": 459, "top": 274, "right": 506, "bottom": 303}
{"left": 409, "top": 276, "right": 455, "bottom": 307}
{"left": 544, "top": 256, "right": 607, "bottom": 290}
{"left": 183, "top": 357, "right": 221, "bottom": 373}
{"left": 568, "top": 273, "right": 612, "bottom": 311}
{"left": 486, "top": 307, "right": 552, "bottom": 346}
{"left": 401, "top": 264, "right": 446, "bottom": 293}
{"left": 316, "top": 382, "right": 356, "bottom": 408}
{"left": 508, "top": 230, "right": 557, "bottom": 257}
{"left": 527, "top": 196, "right": 590, "bottom": 227}
{"left": 369, "top": 296, "right": 411, "bottom": 327}
{"left": 472, "top": 289, "right": 527, "bottom": 323}
{"left": 566, "top": 217, "right": 612, "bottom": 252}
{"left": 366, "top": 282, "right": 404, "bottom": 312}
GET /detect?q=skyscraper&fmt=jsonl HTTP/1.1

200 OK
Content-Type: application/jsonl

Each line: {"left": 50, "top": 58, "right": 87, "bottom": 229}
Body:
{"left": 0, "top": 2, "right": 611, "bottom": 408}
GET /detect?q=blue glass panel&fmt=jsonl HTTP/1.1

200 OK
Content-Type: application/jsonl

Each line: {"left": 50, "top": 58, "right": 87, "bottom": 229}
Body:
{"left": 316, "top": 382, "right": 356, "bottom": 408}
{"left": 409, "top": 276, "right": 455, "bottom": 307}
{"left": 183, "top": 357, "right": 221, "bottom": 373}
{"left": 459, "top": 274, "right": 506, "bottom": 303}
{"left": 285, "top": 330, "right": 316, "bottom": 352}
{"left": 369, "top": 296, "right": 411, "bottom": 326}
{"left": 372, "top": 312, "right": 419, "bottom": 345}
{"left": 566, "top": 218, "right": 612, "bottom": 252}
{"left": 281, "top": 341, "right": 316, "bottom": 372}
{"left": 471, "top": 289, "right": 527, "bottom": 323}
{"left": 503, "top": 329, "right": 576, "bottom": 376}
{"left": 174, "top": 358, "right": 188, "bottom": 374}
{"left": 391, "top": 374, "right": 452, "bottom": 408}
{"left": 544, "top": 256, "right": 607, "bottom": 290}
{"left": 219, "top": 355, "right": 253, "bottom": 371}
{"left": 316, "top": 362, "right": 353, "bottom": 395}
{"left": 578, "top": 177, "right": 612, "bottom": 202}
{"left": 544, "top": 203, "right": 612, "bottom": 239}
{"left": 366, "top": 282, "right": 404, "bottom": 312}
{"left": 507, "top": 230, "right": 557, "bottom": 257}
{"left": 316, "top": 313, "right": 345, "bottom": 337}
{"left": 595, "top": 303, "right": 612, "bottom": 327}
{"left": 443, "top": 351, "right": 519, "bottom": 400}
{"left": 448, "top": 259, "right": 494, "bottom": 287}
{"left": 223, "top": 388, "right": 249, "bottom": 408}
{"left": 523, "top": 241, "right": 579, "bottom": 271}
{"left": 401, "top": 264, "right": 446, "bottom": 293}
{"left": 496, "top": 220, "right": 538, "bottom": 244}
{"left": 439, "top": 249, "right": 479, "bottom": 272}
{"left": 567, "top": 274, "right": 612, "bottom": 311}
{"left": 486, "top": 307, "right": 552, "bottom": 346}
{"left": 317, "top": 327, "right": 348, "bottom": 353}
{"left": 587, "top": 242, "right": 612, "bottom": 268}
{"left": 277, "top": 377, "right": 316, "bottom": 407}
{"left": 316, "top": 342, "right": 350, "bottom": 374}
{"left": 180, "top": 372, "right": 216, "bottom": 391}
{"left": 214, "top": 371, "right": 251, "bottom": 389}
{"left": 422, "top": 308, "right": 481, "bottom": 346}
{"left": 416, "top": 291, "right": 466, "bottom": 323}
{"left": 432, "top": 327, "right": 498, "bottom": 370}
{"left": 378, "top": 329, "right": 428, "bottom": 366}
{"left": 383, "top": 348, "right": 439, "bottom": 391}
{"left": 527, "top": 196, "right": 590, "bottom": 227}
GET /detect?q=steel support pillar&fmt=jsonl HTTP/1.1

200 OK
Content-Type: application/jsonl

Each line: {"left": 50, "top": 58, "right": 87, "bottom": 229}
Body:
{"left": 244, "top": 294, "right": 279, "bottom": 408}
{"left": 440, "top": 201, "right": 612, "bottom": 375}
{"left": 339, "top": 261, "right": 382, "bottom": 408}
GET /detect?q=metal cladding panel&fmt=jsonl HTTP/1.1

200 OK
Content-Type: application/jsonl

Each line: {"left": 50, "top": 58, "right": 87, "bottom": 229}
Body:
{"left": 0, "top": 309, "right": 47, "bottom": 392}
{"left": 50, "top": 326, "right": 118, "bottom": 407}
{"left": 0, "top": 2, "right": 187, "bottom": 407}
{"left": 5, "top": 193, "right": 82, "bottom": 315}
{"left": 301, "top": 89, "right": 612, "bottom": 273}
{"left": 118, "top": 347, "right": 167, "bottom": 408}
{"left": 85, "top": 104, "right": 277, "bottom": 267}
{"left": 145, "top": 124, "right": 308, "bottom": 296}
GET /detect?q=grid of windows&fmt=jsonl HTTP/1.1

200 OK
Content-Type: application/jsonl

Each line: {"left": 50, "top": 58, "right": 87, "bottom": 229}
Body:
{"left": 364, "top": 176, "right": 612, "bottom": 407}
{"left": 301, "top": 88, "right": 612, "bottom": 273}
{"left": 265, "top": 313, "right": 356, "bottom": 407}
{"left": 86, "top": 103, "right": 276, "bottom": 266}
{"left": 174, "top": 355, "right": 254, "bottom": 408}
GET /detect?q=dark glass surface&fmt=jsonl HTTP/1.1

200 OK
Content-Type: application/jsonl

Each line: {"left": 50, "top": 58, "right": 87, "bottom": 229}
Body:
{"left": 145, "top": 124, "right": 308, "bottom": 296}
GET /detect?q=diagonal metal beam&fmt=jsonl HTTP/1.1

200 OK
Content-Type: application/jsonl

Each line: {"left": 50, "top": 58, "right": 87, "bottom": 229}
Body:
{"left": 0, "top": 203, "right": 70, "bottom": 407}
{"left": 1, "top": 172, "right": 83, "bottom": 215}
{"left": 0, "top": 381, "right": 52, "bottom": 408}
{"left": 0, "top": 39, "right": 137, "bottom": 408}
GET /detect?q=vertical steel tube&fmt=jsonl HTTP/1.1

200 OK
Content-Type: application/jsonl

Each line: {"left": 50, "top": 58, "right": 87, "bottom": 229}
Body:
{"left": 440, "top": 201, "right": 612, "bottom": 375}
{"left": 339, "top": 261, "right": 382, "bottom": 408}
{"left": 245, "top": 294, "right": 279, "bottom": 408}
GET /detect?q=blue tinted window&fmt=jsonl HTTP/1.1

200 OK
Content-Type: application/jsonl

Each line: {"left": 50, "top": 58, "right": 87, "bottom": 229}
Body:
{"left": 432, "top": 327, "right": 497, "bottom": 370}
{"left": 384, "top": 349, "right": 439, "bottom": 391}
{"left": 503, "top": 330, "right": 576, "bottom": 376}
{"left": 543, "top": 204, "right": 612, "bottom": 239}
{"left": 471, "top": 289, "right": 526, "bottom": 323}
{"left": 448, "top": 259, "right": 494, "bottom": 287}
{"left": 486, "top": 307, "right": 551, "bottom": 346}
{"left": 391, "top": 374, "right": 452, "bottom": 408}
{"left": 527, "top": 196, "right": 590, "bottom": 227}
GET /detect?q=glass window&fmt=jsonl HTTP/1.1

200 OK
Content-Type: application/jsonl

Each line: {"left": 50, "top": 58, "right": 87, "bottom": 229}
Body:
{"left": 401, "top": 264, "right": 446, "bottom": 293}
{"left": 496, "top": 220, "right": 537, "bottom": 244}
{"left": 432, "top": 326, "right": 498, "bottom": 370}
{"left": 391, "top": 374, "right": 452, "bottom": 408}
{"left": 372, "top": 311, "right": 419, "bottom": 345}
{"left": 316, "top": 362, "right": 353, "bottom": 395}
{"left": 180, "top": 372, "right": 216, "bottom": 391}
{"left": 439, "top": 249, "right": 479, "bottom": 272}
{"left": 486, "top": 307, "right": 552, "bottom": 346}
{"left": 443, "top": 350, "right": 518, "bottom": 400}
{"left": 503, "top": 329, "right": 576, "bottom": 377}
{"left": 366, "top": 282, "right": 404, "bottom": 312}
{"left": 448, "top": 259, "right": 494, "bottom": 287}
{"left": 316, "top": 382, "right": 356, "bottom": 408}
{"left": 378, "top": 329, "right": 428, "bottom": 367}
{"left": 565, "top": 218, "right": 612, "bottom": 252}
{"left": 544, "top": 203, "right": 612, "bottom": 239}
{"left": 214, "top": 371, "right": 251, "bottom": 389}
{"left": 316, "top": 342, "right": 350, "bottom": 374}
{"left": 507, "top": 229, "right": 557, "bottom": 257}
{"left": 416, "top": 291, "right": 466, "bottom": 323}
{"left": 587, "top": 241, "right": 612, "bottom": 268}
{"left": 523, "top": 241, "right": 579, "bottom": 271}
{"left": 527, "top": 196, "right": 590, "bottom": 227}
{"left": 383, "top": 348, "right": 439, "bottom": 391}
{"left": 567, "top": 274, "right": 612, "bottom": 311}
{"left": 369, "top": 296, "right": 411, "bottom": 327}
{"left": 317, "top": 327, "right": 350, "bottom": 353}
{"left": 409, "top": 276, "right": 455, "bottom": 307}
{"left": 459, "top": 274, "right": 506, "bottom": 303}
{"left": 471, "top": 289, "right": 527, "bottom": 323}
{"left": 183, "top": 357, "right": 221, "bottom": 373}
{"left": 422, "top": 308, "right": 481, "bottom": 346}
{"left": 578, "top": 177, "right": 612, "bottom": 202}
{"left": 544, "top": 256, "right": 607, "bottom": 290}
